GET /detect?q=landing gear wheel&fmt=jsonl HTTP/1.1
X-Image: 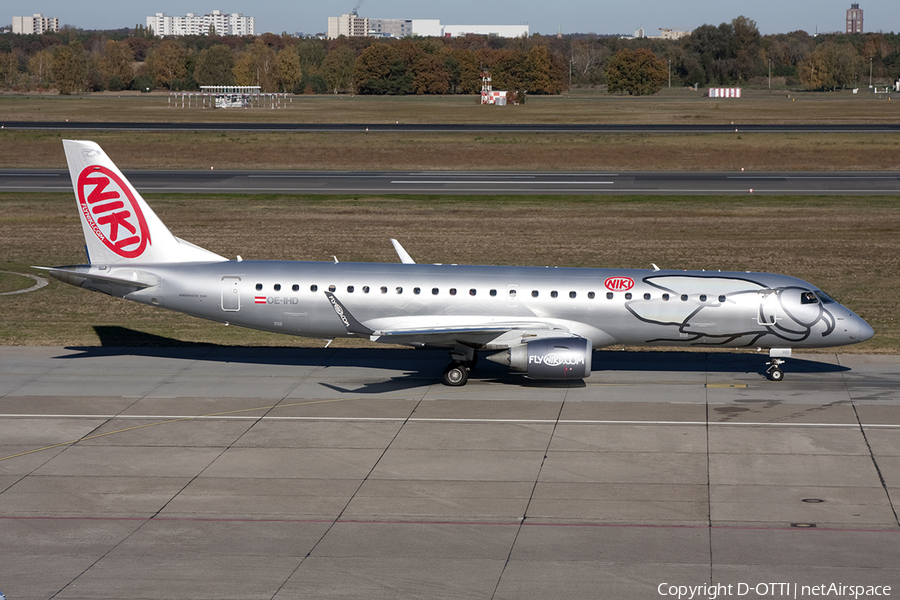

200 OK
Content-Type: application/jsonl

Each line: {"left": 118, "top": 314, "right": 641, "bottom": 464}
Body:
{"left": 442, "top": 362, "right": 469, "bottom": 387}
{"left": 767, "top": 367, "right": 784, "bottom": 382}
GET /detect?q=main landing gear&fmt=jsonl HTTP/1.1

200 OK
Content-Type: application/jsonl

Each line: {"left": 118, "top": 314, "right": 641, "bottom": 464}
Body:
{"left": 442, "top": 347, "right": 478, "bottom": 387}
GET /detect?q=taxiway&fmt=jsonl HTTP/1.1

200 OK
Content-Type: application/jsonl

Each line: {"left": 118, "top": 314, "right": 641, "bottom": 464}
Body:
{"left": 0, "top": 346, "right": 897, "bottom": 599}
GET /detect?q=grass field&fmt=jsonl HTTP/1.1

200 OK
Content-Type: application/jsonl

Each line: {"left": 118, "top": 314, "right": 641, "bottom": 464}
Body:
{"left": 1, "top": 192, "right": 897, "bottom": 352}
{"left": 2, "top": 129, "right": 899, "bottom": 172}
{"left": 2, "top": 88, "right": 898, "bottom": 125}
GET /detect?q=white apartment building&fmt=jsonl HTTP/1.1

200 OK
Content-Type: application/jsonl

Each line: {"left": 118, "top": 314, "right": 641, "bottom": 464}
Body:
{"left": 327, "top": 13, "right": 527, "bottom": 39}
{"left": 147, "top": 10, "right": 254, "bottom": 37}
{"left": 327, "top": 12, "right": 369, "bottom": 39}
{"left": 12, "top": 14, "right": 59, "bottom": 35}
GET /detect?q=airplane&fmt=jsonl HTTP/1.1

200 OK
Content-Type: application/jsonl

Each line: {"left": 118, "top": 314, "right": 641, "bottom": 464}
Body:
{"left": 41, "top": 140, "right": 874, "bottom": 386}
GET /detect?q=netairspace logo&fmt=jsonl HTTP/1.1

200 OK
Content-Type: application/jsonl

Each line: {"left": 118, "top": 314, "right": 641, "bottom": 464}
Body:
{"left": 657, "top": 582, "right": 892, "bottom": 600}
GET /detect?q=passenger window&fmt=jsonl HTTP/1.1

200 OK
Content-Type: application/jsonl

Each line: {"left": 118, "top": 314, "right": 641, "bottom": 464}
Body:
{"left": 532, "top": 290, "right": 539, "bottom": 297}
{"left": 643, "top": 293, "right": 651, "bottom": 300}
{"left": 432, "top": 288, "right": 439, "bottom": 295}
{"left": 569, "top": 291, "right": 577, "bottom": 299}
{"left": 292, "top": 284, "right": 299, "bottom": 292}
{"left": 606, "top": 292, "right": 613, "bottom": 300}
{"left": 347, "top": 285, "right": 354, "bottom": 293}
{"left": 450, "top": 288, "right": 457, "bottom": 296}
{"left": 681, "top": 294, "right": 688, "bottom": 301}
{"left": 414, "top": 287, "right": 421, "bottom": 295}
{"left": 328, "top": 285, "right": 336, "bottom": 292}
{"left": 663, "top": 293, "right": 670, "bottom": 301}
{"left": 363, "top": 286, "right": 370, "bottom": 293}
{"left": 587, "top": 291, "right": 595, "bottom": 299}
{"left": 274, "top": 284, "right": 281, "bottom": 291}
{"left": 551, "top": 291, "right": 558, "bottom": 298}
{"left": 718, "top": 295, "right": 725, "bottom": 302}
{"left": 256, "top": 283, "right": 263, "bottom": 291}
{"left": 469, "top": 289, "right": 476, "bottom": 296}
{"left": 699, "top": 294, "right": 707, "bottom": 302}
{"left": 509, "top": 289, "right": 516, "bottom": 297}
{"left": 490, "top": 289, "right": 497, "bottom": 297}
{"left": 396, "top": 287, "right": 403, "bottom": 294}
{"left": 310, "top": 284, "right": 318, "bottom": 292}
{"left": 625, "top": 293, "right": 632, "bottom": 300}
{"left": 381, "top": 286, "right": 388, "bottom": 294}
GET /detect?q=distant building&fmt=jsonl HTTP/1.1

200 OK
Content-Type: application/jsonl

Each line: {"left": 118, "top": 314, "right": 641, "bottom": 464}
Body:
{"left": 12, "top": 14, "right": 59, "bottom": 35}
{"left": 846, "top": 3, "right": 863, "bottom": 34}
{"left": 147, "top": 10, "right": 254, "bottom": 37}
{"left": 327, "top": 12, "right": 527, "bottom": 39}
{"left": 624, "top": 26, "right": 689, "bottom": 41}
{"left": 327, "top": 12, "right": 369, "bottom": 38}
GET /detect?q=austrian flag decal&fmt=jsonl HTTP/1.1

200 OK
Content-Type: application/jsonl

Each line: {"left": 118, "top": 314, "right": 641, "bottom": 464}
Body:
{"left": 77, "top": 166, "right": 151, "bottom": 259}
{"left": 255, "top": 296, "right": 266, "bottom": 304}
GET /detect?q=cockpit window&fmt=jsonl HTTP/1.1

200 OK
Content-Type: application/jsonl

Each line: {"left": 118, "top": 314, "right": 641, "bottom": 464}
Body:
{"left": 814, "top": 290, "right": 836, "bottom": 304}
{"left": 800, "top": 291, "right": 819, "bottom": 305}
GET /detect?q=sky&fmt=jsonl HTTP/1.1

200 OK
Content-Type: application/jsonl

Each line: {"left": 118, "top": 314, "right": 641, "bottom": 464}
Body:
{"left": 6, "top": 0, "right": 898, "bottom": 36}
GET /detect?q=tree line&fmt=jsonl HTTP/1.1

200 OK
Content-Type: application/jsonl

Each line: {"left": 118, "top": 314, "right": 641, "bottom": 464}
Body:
{"left": 0, "top": 17, "right": 898, "bottom": 96}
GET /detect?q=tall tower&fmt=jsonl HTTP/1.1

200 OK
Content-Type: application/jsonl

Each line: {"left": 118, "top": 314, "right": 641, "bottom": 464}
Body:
{"left": 846, "top": 4, "right": 863, "bottom": 34}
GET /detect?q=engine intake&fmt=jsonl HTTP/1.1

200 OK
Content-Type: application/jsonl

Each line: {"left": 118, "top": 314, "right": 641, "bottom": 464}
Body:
{"left": 488, "top": 337, "right": 592, "bottom": 379}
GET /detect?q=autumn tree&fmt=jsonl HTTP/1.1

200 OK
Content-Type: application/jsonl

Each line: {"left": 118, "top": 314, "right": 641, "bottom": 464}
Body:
{"left": 606, "top": 48, "right": 667, "bottom": 95}
{"left": 799, "top": 50, "right": 829, "bottom": 90}
{"left": 28, "top": 49, "right": 54, "bottom": 86}
{"left": 321, "top": 44, "right": 355, "bottom": 93}
{"left": 194, "top": 44, "right": 235, "bottom": 85}
{"left": 146, "top": 40, "right": 187, "bottom": 89}
{"left": 99, "top": 40, "right": 135, "bottom": 91}
{"left": 233, "top": 40, "right": 277, "bottom": 91}
{"left": 353, "top": 43, "right": 411, "bottom": 95}
{"left": 411, "top": 53, "right": 449, "bottom": 94}
{"left": 276, "top": 47, "right": 302, "bottom": 92}
{"left": 449, "top": 49, "right": 481, "bottom": 94}
{"left": 52, "top": 43, "right": 88, "bottom": 94}
{"left": 0, "top": 53, "right": 20, "bottom": 88}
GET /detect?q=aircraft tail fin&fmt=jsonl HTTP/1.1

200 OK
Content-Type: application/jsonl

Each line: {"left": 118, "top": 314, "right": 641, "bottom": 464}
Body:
{"left": 63, "top": 140, "right": 226, "bottom": 265}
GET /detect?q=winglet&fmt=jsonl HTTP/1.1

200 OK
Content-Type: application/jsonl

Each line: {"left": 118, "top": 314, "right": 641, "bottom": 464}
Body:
{"left": 325, "top": 292, "right": 375, "bottom": 336}
{"left": 391, "top": 239, "right": 416, "bottom": 264}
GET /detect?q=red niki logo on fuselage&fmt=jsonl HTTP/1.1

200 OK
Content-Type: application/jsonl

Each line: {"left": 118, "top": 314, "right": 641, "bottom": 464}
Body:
{"left": 604, "top": 276, "right": 634, "bottom": 292}
{"left": 77, "top": 166, "right": 151, "bottom": 259}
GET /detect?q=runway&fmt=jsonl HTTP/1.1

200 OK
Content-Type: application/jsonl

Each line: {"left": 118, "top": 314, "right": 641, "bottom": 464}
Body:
{"left": 1, "top": 346, "right": 897, "bottom": 599}
{"left": 3, "top": 169, "right": 900, "bottom": 195}
{"left": 3, "top": 121, "right": 900, "bottom": 134}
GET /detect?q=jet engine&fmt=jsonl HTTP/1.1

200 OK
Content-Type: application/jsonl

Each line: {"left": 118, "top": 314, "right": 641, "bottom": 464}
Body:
{"left": 487, "top": 337, "right": 592, "bottom": 379}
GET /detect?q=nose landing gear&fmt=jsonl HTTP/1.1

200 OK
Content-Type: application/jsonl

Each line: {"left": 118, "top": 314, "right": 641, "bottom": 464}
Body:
{"left": 764, "top": 348, "right": 791, "bottom": 381}
{"left": 766, "top": 359, "right": 785, "bottom": 381}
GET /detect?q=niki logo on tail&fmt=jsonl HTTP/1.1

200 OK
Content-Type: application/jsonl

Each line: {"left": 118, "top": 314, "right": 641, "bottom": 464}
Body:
{"left": 76, "top": 165, "right": 151, "bottom": 259}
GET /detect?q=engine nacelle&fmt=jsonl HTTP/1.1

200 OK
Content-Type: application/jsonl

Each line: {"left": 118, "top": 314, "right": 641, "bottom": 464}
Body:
{"left": 488, "top": 337, "right": 592, "bottom": 379}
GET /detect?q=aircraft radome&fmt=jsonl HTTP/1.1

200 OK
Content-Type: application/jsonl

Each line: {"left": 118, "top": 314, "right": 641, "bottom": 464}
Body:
{"left": 40, "top": 140, "right": 874, "bottom": 386}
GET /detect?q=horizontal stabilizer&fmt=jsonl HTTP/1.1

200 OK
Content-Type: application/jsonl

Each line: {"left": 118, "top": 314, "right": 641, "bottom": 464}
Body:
{"left": 36, "top": 265, "right": 158, "bottom": 293}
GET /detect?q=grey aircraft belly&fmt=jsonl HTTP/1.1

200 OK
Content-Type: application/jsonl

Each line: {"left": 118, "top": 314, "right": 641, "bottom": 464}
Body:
{"left": 42, "top": 140, "right": 874, "bottom": 386}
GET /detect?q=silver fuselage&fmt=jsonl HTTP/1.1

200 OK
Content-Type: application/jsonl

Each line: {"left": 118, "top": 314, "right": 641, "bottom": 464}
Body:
{"left": 57, "top": 260, "right": 873, "bottom": 351}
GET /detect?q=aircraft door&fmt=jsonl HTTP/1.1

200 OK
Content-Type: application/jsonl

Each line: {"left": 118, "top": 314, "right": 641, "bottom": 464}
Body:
{"left": 757, "top": 290, "right": 778, "bottom": 325}
{"left": 506, "top": 284, "right": 519, "bottom": 308}
{"left": 222, "top": 276, "right": 241, "bottom": 312}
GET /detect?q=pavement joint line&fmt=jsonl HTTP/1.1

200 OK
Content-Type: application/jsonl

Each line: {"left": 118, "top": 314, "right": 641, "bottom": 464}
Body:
{"left": 0, "top": 514, "right": 896, "bottom": 533}
{"left": 0, "top": 397, "right": 362, "bottom": 462}
{"left": 1, "top": 414, "right": 899, "bottom": 426}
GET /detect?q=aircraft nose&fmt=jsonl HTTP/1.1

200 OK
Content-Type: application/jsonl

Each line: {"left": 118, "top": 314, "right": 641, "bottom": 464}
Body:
{"left": 854, "top": 316, "right": 875, "bottom": 342}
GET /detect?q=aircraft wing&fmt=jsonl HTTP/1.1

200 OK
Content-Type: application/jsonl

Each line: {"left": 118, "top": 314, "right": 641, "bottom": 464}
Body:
{"left": 325, "top": 292, "right": 576, "bottom": 347}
